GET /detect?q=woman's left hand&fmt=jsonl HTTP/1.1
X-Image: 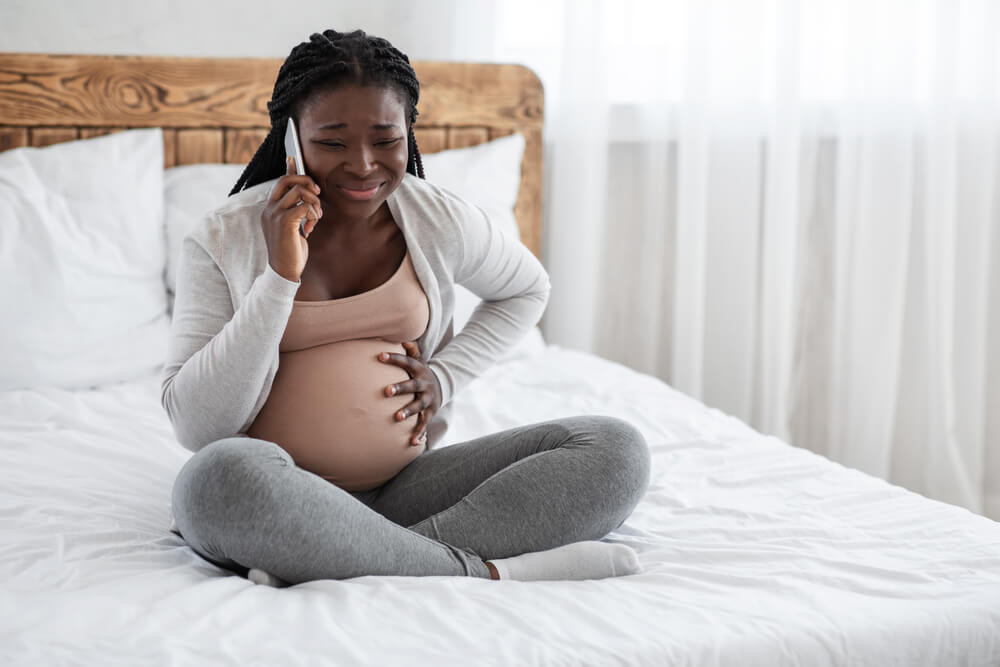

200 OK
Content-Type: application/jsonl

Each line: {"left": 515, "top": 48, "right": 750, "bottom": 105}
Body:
{"left": 379, "top": 342, "right": 442, "bottom": 447}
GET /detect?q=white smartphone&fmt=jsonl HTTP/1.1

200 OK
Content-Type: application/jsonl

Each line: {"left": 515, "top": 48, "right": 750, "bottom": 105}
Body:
{"left": 284, "top": 117, "right": 306, "bottom": 176}
{"left": 284, "top": 118, "right": 311, "bottom": 236}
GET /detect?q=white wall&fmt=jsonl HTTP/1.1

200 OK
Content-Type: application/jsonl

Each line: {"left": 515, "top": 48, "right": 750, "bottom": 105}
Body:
{"left": 1, "top": 0, "right": 495, "bottom": 61}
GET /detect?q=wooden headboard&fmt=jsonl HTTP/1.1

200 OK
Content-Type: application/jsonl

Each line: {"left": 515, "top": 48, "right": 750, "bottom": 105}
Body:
{"left": 0, "top": 53, "right": 544, "bottom": 258}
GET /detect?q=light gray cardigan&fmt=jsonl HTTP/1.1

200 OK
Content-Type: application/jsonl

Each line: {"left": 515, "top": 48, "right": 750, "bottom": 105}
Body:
{"left": 161, "top": 173, "right": 550, "bottom": 452}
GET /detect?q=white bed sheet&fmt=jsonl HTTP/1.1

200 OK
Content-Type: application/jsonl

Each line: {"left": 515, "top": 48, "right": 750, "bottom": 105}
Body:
{"left": 2, "top": 345, "right": 999, "bottom": 666}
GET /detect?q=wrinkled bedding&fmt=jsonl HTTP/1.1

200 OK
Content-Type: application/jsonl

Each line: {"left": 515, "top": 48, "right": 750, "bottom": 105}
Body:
{"left": 2, "top": 345, "right": 999, "bottom": 666}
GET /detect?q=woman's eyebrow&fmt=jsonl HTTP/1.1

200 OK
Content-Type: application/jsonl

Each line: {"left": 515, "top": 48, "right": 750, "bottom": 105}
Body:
{"left": 316, "top": 122, "right": 400, "bottom": 130}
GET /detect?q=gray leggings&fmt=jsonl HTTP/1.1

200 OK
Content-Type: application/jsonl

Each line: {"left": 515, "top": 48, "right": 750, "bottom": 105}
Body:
{"left": 171, "top": 415, "right": 650, "bottom": 584}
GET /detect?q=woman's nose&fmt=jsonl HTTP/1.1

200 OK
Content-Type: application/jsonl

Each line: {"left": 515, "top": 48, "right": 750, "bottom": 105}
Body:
{"left": 344, "top": 146, "right": 376, "bottom": 175}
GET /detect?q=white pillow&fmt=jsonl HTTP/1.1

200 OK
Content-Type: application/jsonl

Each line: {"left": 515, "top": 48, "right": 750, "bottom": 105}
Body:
{"left": 421, "top": 132, "right": 524, "bottom": 242}
{"left": 163, "top": 163, "right": 245, "bottom": 306}
{"left": 0, "top": 128, "right": 168, "bottom": 391}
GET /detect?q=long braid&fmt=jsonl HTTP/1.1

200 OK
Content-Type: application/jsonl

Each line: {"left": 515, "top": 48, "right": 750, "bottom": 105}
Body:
{"left": 230, "top": 29, "right": 425, "bottom": 196}
{"left": 408, "top": 127, "right": 425, "bottom": 179}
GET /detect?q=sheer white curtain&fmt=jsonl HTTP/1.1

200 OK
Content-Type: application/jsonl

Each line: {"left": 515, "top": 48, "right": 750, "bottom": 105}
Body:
{"left": 444, "top": 0, "right": 999, "bottom": 518}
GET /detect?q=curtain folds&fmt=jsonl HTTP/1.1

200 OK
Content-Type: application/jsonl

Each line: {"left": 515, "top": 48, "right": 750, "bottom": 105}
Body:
{"left": 447, "top": 0, "right": 999, "bottom": 518}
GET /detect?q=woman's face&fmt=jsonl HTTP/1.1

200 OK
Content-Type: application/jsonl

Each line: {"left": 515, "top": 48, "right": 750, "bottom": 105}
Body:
{"left": 296, "top": 83, "right": 409, "bottom": 223}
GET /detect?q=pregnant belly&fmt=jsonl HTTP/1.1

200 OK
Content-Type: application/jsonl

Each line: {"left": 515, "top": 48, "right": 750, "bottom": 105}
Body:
{"left": 248, "top": 339, "right": 424, "bottom": 491}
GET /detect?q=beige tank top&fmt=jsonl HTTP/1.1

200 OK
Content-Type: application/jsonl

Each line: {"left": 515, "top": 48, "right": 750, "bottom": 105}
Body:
{"left": 248, "top": 252, "right": 430, "bottom": 491}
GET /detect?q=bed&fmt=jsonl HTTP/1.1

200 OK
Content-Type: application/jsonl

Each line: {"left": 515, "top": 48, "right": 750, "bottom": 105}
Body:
{"left": 1, "top": 53, "right": 999, "bottom": 667}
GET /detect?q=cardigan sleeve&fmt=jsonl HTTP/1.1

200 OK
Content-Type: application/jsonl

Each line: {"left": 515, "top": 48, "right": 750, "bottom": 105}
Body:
{"left": 160, "top": 227, "right": 299, "bottom": 452}
{"left": 426, "top": 200, "right": 550, "bottom": 406}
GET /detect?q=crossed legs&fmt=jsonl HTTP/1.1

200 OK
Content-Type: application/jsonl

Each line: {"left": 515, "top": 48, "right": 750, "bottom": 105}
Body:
{"left": 171, "top": 416, "right": 650, "bottom": 585}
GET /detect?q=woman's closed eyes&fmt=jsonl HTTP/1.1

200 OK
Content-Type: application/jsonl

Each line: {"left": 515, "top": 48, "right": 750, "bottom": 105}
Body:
{"left": 315, "top": 138, "right": 403, "bottom": 149}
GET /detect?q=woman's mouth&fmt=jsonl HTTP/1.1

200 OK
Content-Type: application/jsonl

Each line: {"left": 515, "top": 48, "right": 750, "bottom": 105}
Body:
{"left": 338, "top": 183, "right": 382, "bottom": 201}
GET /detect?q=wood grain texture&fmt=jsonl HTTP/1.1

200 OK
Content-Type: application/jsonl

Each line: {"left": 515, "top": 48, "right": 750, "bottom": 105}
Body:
{"left": 0, "top": 53, "right": 544, "bottom": 259}
{"left": 414, "top": 127, "right": 447, "bottom": 155}
{"left": 0, "top": 127, "right": 27, "bottom": 151}
{"left": 0, "top": 55, "right": 542, "bottom": 130}
{"left": 162, "top": 128, "right": 177, "bottom": 167}
{"left": 176, "top": 129, "right": 222, "bottom": 164}
{"left": 415, "top": 63, "right": 543, "bottom": 130}
{"left": 0, "top": 54, "right": 278, "bottom": 128}
{"left": 79, "top": 127, "right": 125, "bottom": 139}
{"left": 225, "top": 128, "right": 269, "bottom": 164}
{"left": 30, "top": 127, "right": 78, "bottom": 147}
{"left": 515, "top": 127, "right": 543, "bottom": 256}
{"left": 448, "top": 127, "right": 489, "bottom": 149}
{"left": 489, "top": 127, "right": 516, "bottom": 140}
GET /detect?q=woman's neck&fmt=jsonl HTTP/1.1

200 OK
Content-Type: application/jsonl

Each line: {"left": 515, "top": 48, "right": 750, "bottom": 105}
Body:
{"left": 308, "top": 202, "right": 395, "bottom": 248}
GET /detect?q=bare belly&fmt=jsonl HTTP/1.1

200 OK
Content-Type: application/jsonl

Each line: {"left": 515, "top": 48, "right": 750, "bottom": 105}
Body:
{"left": 248, "top": 338, "right": 425, "bottom": 491}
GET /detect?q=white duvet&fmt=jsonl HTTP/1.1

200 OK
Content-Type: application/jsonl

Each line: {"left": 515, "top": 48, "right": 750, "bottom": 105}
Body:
{"left": 2, "top": 344, "right": 999, "bottom": 666}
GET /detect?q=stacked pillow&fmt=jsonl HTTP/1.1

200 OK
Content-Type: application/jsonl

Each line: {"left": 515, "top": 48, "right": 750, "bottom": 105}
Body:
{"left": 163, "top": 162, "right": 245, "bottom": 312}
{"left": 0, "top": 129, "right": 168, "bottom": 391}
{"left": 0, "top": 129, "right": 539, "bottom": 392}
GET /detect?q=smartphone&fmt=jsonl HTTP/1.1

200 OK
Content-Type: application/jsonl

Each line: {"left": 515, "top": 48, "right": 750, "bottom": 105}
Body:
{"left": 284, "top": 118, "right": 311, "bottom": 237}
{"left": 284, "top": 117, "right": 306, "bottom": 176}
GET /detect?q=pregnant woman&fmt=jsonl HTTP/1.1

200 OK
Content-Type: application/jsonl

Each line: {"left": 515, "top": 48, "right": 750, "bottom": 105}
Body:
{"left": 163, "top": 29, "right": 650, "bottom": 586}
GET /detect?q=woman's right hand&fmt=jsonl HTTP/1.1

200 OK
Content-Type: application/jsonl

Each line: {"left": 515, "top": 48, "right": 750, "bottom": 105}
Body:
{"left": 261, "top": 156, "right": 323, "bottom": 283}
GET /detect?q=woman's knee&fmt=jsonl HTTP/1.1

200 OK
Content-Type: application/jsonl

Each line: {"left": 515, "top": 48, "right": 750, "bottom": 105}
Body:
{"left": 564, "top": 415, "right": 651, "bottom": 504}
{"left": 171, "top": 437, "right": 292, "bottom": 544}
{"left": 600, "top": 417, "right": 651, "bottom": 494}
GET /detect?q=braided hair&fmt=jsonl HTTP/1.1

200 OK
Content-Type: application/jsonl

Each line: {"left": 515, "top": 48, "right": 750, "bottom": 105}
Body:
{"left": 230, "top": 29, "right": 425, "bottom": 196}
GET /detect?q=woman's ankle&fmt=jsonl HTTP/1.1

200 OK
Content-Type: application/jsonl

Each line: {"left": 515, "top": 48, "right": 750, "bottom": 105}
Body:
{"left": 485, "top": 561, "right": 500, "bottom": 580}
